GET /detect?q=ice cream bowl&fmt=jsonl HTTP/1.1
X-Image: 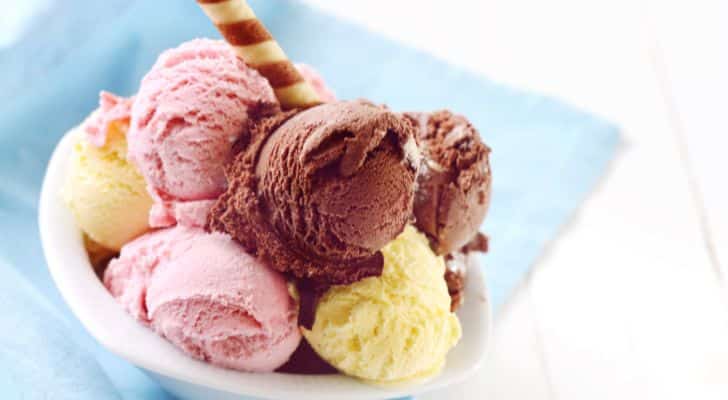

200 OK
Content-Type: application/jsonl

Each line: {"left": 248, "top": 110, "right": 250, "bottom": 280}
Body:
{"left": 39, "top": 130, "right": 492, "bottom": 400}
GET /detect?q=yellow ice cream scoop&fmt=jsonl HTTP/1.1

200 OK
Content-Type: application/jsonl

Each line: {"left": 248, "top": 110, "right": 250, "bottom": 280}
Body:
{"left": 303, "top": 225, "right": 462, "bottom": 385}
{"left": 63, "top": 119, "right": 152, "bottom": 251}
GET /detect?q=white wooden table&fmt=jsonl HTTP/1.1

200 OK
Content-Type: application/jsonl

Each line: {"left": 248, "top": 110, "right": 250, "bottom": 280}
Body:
{"left": 303, "top": 1, "right": 728, "bottom": 399}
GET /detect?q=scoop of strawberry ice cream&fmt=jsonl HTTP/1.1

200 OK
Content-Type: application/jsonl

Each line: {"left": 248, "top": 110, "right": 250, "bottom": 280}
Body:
{"left": 103, "top": 226, "right": 301, "bottom": 372}
{"left": 128, "top": 39, "right": 279, "bottom": 228}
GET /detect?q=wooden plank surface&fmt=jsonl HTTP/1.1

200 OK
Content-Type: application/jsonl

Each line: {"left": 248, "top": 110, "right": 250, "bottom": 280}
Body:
{"left": 648, "top": 0, "right": 728, "bottom": 278}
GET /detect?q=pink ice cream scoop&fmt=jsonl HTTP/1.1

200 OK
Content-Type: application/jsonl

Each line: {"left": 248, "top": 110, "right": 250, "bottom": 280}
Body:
{"left": 103, "top": 226, "right": 301, "bottom": 372}
{"left": 128, "top": 39, "right": 279, "bottom": 228}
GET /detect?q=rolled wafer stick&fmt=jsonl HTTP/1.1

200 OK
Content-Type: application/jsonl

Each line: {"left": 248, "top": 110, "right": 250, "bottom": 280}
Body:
{"left": 197, "top": 0, "right": 321, "bottom": 110}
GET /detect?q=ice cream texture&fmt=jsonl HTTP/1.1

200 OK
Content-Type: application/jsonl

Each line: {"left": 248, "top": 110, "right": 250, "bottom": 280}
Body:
{"left": 405, "top": 110, "right": 491, "bottom": 255}
{"left": 103, "top": 226, "right": 301, "bottom": 372}
{"left": 302, "top": 226, "right": 461, "bottom": 384}
{"left": 128, "top": 39, "right": 279, "bottom": 228}
{"left": 209, "top": 100, "right": 420, "bottom": 285}
{"left": 64, "top": 35, "right": 485, "bottom": 381}
{"left": 64, "top": 101, "right": 153, "bottom": 251}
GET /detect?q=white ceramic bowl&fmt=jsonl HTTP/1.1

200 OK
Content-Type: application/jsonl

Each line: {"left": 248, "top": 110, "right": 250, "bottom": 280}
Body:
{"left": 39, "top": 131, "right": 491, "bottom": 400}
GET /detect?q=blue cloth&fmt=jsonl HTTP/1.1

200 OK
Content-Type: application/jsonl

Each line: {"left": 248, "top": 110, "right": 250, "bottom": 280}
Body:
{"left": 0, "top": 0, "right": 618, "bottom": 398}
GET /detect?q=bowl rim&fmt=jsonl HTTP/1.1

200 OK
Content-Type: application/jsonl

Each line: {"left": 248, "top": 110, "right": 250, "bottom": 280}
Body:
{"left": 39, "top": 131, "right": 492, "bottom": 400}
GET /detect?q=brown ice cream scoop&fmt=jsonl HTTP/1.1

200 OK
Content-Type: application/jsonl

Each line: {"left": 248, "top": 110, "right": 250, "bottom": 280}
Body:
{"left": 209, "top": 100, "right": 419, "bottom": 285}
{"left": 405, "top": 110, "right": 492, "bottom": 255}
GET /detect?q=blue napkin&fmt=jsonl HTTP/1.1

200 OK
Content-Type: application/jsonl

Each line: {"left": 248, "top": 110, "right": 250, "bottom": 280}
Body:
{"left": 0, "top": 0, "right": 618, "bottom": 398}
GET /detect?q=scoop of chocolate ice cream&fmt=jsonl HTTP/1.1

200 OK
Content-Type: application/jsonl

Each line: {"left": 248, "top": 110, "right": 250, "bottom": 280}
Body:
{"left": 209, "top": 100, "right": 419, "bottom": 285}
{"left": 405, "top": 111, "right": 492, "bottom": 255}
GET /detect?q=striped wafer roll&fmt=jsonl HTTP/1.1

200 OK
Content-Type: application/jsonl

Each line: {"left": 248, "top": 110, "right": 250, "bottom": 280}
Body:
{"left": 197, "top": 0, "right": 321, "bottom": 110}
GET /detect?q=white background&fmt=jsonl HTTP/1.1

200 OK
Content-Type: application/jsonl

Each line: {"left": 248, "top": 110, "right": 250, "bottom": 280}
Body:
{"left": 301, "top": 1, "right": 728, "bottom": 399}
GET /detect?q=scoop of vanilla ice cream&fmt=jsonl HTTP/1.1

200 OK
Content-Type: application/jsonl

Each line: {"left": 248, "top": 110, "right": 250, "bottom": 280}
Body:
{"left": 64, "top": 117, "right": 152, "bottom": 251}
{"left": 303, "top": 225, "right": 461, "bottom": 385}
